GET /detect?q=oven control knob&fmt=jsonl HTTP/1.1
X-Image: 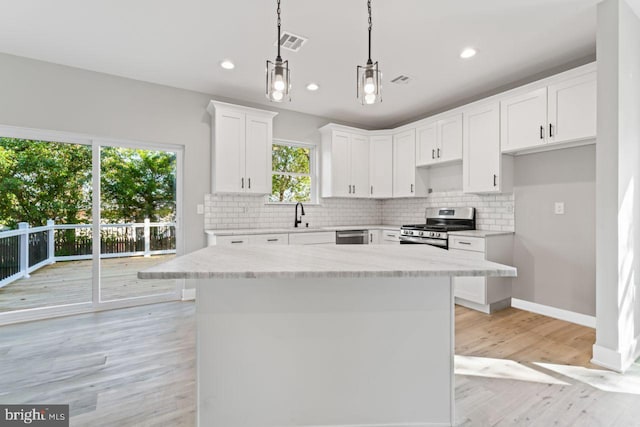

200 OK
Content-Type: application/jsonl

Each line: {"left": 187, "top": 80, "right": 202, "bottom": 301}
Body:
{"left": 429, "top": 232, "right": 435, "bottom": 237}
{"left": 418, "top": 231, "right": 424, "bottom": 236}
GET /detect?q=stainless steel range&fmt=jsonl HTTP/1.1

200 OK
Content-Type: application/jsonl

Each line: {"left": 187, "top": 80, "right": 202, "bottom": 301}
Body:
{"left": 400, "top": 207, "right": 476, "bottom": 249}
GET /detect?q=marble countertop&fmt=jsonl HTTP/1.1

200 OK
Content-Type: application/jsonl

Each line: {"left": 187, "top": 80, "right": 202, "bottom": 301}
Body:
{"left": 138, "top": 244, "right": 517, "bottom": 280}
{"left": 205, "top": 225, "right": 402, "bottom": 236}
{"left": 448, "top": 230, "right": 514, "bottom": 238}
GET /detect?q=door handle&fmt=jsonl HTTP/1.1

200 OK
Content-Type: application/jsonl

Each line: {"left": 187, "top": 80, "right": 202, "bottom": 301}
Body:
{"left": 410, "top": 183, "right": 414, "bottom": 193}
{"left": 432, "top": 149, "right": 435, "bottom": 159}
{"left": 248, "top": 178, "right": 251, "bottom": 189}
{"left": 540, "top": 125, "right": 544, "bottom": 139}
{"left": 241, "top": 178, "right": 244, "bottom": 189}
{"left": 493, "top": 174, "right": 497, "bottom": 187}
{"left": 437, "top": 148, "right": 441, "bottom": 158}
{"left": 549, "top": 123, "right": 553, "bottom": 138}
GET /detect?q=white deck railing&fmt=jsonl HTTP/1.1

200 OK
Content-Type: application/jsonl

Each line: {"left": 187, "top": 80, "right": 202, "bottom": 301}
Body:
{"left": 0, "top": 219, "right": 176, "bottom": 289}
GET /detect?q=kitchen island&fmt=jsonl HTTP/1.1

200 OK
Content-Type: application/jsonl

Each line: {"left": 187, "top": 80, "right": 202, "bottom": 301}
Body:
{"left": 139, "top": 244, "right": 516, "bottom": 427}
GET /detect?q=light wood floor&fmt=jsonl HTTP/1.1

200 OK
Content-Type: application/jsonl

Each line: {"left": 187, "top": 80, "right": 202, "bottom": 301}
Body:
{"left": 0, "top": 256, "right": 176, "bottom": 312}
{"left": 2, "top": 302, "right": 640, "bottom": 426}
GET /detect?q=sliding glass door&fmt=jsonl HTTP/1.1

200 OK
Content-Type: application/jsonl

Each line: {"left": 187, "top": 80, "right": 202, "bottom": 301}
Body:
{"left": 98, "top": 145, "right": 180, "bottom": 302}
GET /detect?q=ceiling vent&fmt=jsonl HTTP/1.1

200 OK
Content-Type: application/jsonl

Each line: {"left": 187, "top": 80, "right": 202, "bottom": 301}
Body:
{"left": 390, "top": 75, "right": 413, "bottom": 85}
{"left": 275, "top": 31, "right": 308, "bottom": 52}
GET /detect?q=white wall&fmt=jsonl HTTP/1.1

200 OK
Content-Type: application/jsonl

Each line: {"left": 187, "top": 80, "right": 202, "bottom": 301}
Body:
{"left": 0, "top": 52, "right": 352, "bottom": 253}
{"left": 512, "top": 145, "right": 596, "bottom": 316}
{"left": 593, "top": 0, "right": 640, "bottom": 372}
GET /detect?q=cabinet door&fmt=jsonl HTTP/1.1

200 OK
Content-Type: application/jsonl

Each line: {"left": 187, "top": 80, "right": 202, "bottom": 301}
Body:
{"left": 548, "top": 71, "right": 596, "bottom": 144}
{"left": 214, "top": 110, "right": 245, "bottom": 193}
{"left": 248, "top": 233, "right": 289, "bottom": 245}
{"left": 438, "top": 113, "right": 463, "bottom": 163}
{"left": 463, "top": 102, "right": 501, "bottom": 193}
{"left": 369, "top": 135, "right": 393, "bottom": 198}
{"left": 451, "top": 249, "right": 486, "bottom": 304}
{"left": 500, "top": 87, "right": 547, "bottom": 152}
{"left": 331, "top": 131, "right": 351, "bottom": 197}
{"left": 244, "top": 114, "right": 272, "bottom": 194}
{"left": 368, "top": 230, "right": 380, "bottom": 244}
{"left": 215, "top": 235, "right": 249, "bottom": 245}
{"left": 416, "top": 122, "right": 438, "bottom": 166}
{"left": 393, "top": 129, "right": 416, "bottom": 197}
{"left": 349, "top": 134, "right": 370, "bottom": 197}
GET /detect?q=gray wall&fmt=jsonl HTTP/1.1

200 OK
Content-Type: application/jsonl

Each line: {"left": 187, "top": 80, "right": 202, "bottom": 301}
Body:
{"left": 513, "top": 144, "right": 596, "bottom": 316}
{"left": 0, "top": 52, "right": 344, "bottom": 253}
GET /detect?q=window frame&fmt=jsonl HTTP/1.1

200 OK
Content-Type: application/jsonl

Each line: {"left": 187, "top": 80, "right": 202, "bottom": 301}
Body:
{"left": 267, "top": 139, "right": 318, "bottom": 205}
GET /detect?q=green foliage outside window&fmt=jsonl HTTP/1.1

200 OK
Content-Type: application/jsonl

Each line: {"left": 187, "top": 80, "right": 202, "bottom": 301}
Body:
{"left": 0, "top": 137, "right": 176, "bottom": 229}
{"left": 270, "top": 143, "right": 312, "bottom": 203}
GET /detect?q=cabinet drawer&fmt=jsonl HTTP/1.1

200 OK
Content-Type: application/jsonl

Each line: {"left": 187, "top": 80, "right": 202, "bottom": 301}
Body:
{"left": 215, "top": 235, "right": 249, "bottom": 245}
{"left": 289, "top": 231, "right": 336, "bottom": 245}
{"left": 248, "top": 233, "right": 289, "bottom": 245}
{"left": 449, "top": 236, "right": 485, "bottom": 252}
{"left": 381, "top": 229, "right": 400, "bottom": 243}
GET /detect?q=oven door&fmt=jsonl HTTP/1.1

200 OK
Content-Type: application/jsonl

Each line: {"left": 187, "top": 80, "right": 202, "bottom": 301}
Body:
{"left": 336, "top": 230, "right": 369, "bottom": 245}
{"left": 399, "top": 235, "right": 448, "bottom": 249}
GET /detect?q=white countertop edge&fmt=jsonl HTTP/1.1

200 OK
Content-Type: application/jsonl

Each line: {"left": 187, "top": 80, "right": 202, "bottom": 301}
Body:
{"left": 448, "top": 230, "right": 514, "bottom": 237}
{"left": 205, "top": 225, "right": 403, "bottom": 236}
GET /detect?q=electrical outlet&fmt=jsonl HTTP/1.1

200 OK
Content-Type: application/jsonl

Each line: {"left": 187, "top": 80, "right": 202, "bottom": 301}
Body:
{"left": 196, "top": 204, "right": 204, "bottom": 215}
{"left": 554, "top": 202, "right": 565, "bottom": 215}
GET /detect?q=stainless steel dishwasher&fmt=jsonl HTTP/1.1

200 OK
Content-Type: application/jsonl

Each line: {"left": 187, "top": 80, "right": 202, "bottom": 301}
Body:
{"left": 335, "top": 230, "right": 369, "bottom": 244}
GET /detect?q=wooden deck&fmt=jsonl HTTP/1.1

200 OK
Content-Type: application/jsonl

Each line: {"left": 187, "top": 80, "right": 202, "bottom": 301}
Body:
{"left": 0, "top": 255, "right": 176, "bottom": 312}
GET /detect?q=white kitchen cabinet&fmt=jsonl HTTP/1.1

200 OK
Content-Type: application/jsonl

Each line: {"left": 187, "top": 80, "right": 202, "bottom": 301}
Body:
{"left": 248, "top": 233, "right": 289, "bottom": 245}
{"left": 288, "top": 231, "right": 336, "bottom": 245}
{"left": 547, "top": 71, "right": 597, "bottom": 144}
{"left": 380, "top": 229, "right": 401, "bottom": 244}
{"left": 451, "top": 234, "right": 513, "bottom": 313}
{"left": 463, "top": 102, "right": 512, "bottom": 193}
{"left": 500, "top": 67, "right": 597, "bottom": 153}
{"left": 213, "top": 235, "right": 249, "bottom": 245}
{"left": 392, "top": 129, "right": 416, "bottom": 197}
{"left": 369, "top": 134, "right": 393, "bottom": 198}
{"left": 368, "top": 230, "right": 380, "bottom": 244}
{"left": 416, "top": 113, "right": 463, "bottom": 167}
{"left": 320, "top": 126, "right": 370, "bottom": 198}
{"left": 500, "top": 87, "right": 547, "bottom": 152}
{"left": 207, "top": 101, "right": 278, "bottom": 194}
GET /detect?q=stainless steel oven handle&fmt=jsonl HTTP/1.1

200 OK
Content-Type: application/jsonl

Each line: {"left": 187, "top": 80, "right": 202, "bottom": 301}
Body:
{"left": 337, "top": 233, "right": 367, "bottom": 238}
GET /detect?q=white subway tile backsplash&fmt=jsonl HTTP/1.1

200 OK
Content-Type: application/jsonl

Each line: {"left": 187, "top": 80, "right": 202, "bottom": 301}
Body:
{"left": 204, "top": 191, "right": 515, "bottom": 232}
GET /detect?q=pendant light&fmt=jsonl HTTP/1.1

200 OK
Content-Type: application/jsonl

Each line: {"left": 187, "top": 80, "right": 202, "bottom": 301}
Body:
{"left": 357, "top": 0, "right": 382, "bottom": 105}
{"left": 266, "top": 0, "right": 291, "bottom": 102}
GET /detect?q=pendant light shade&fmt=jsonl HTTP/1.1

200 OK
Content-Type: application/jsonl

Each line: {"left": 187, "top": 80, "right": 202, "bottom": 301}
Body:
{"left": 357, "top": 0, "right": 382, "bottom": 105}
{"left": 266, "top": 0, "right": 291, "bottom": 102}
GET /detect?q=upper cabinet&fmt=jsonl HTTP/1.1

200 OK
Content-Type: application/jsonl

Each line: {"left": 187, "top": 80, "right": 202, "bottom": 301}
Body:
{"left": 369, "top": 134, "right": 393, "bottom": 198}
{"left": 416, "top": 113, "right": 463, "bottom": 166}
{"left": 501, "top": 68, "right": 597, "bottom": 154}
{"left": 393, "top": 129, "right": 416, "bottom": 197}
{"left": 207, "top": 101, "right": 278, "bottom": 194}
{"left": 320, "top": 125, "right": 370, "bottom": 198}
{"left": 463, "top": 102, "right": 512, "bottom": 194}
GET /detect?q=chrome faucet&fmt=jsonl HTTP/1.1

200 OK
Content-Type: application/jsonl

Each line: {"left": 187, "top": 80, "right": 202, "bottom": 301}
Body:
{"left": 294, "top": 202, "right": 305, "bottom": 228}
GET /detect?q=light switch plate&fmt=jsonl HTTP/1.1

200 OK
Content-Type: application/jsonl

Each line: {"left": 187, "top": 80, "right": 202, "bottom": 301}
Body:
{"left": 554, "top": 202, "right": 565, "bottom": 215}
{"left": 197, "top": 204, "right": 204, "bottom": 215}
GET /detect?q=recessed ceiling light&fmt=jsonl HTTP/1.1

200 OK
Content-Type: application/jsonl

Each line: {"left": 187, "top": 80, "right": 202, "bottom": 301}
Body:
{"left": 460, "top": 48, "right": 477, "bottom": 59}
{"left": 220, "top": 60, "right": 235, "bottom": 70}
{"left": 306, "top": 83, "right": 319, "bottom": 91}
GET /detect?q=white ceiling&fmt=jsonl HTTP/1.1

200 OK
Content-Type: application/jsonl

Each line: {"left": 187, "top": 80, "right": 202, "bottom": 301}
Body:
{"left": 0, "top": 0, "right": 598, "bottom": 128}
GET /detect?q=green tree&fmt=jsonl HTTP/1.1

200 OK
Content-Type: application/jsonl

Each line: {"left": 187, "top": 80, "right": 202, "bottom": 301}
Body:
{"left": 0, "top": 138, "right": 92, "bottom": 228}
{"left": 100, "top": 147, "right": 176, "bottom": 223}
{"left": 270, "top": 144, "right": 311, "bottom": 202}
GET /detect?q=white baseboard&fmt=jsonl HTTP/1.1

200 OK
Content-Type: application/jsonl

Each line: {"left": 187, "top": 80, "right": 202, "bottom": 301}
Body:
{"left": 592, "top": 335, "right": 640, "bottom": 373}
{"left": 511, "top": 298, "right": 595, "bottom": 328}
{"left": 181, "top": 288, "right": 196, "bottom": 301}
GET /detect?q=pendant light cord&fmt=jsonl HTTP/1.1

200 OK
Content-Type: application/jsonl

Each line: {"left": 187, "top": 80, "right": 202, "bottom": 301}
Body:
{"left": 276, "top": 0, "right": 282, "bottom": 61}
{"left": 367, "top": 0, "right": 372, "bottom": 63}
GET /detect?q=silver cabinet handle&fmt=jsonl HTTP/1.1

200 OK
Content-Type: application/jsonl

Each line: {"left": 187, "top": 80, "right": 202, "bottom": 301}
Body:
{"left": 410, "top": 183, "right": 414, "bottom": 193}
{"left": 267, "top": 238, "right": 278, "bottom": 242}
{"left": 540, "top": 125, "right": 544, "bottom": 139}
{"left": 231, "top": 240, "right": 243, "bottom": 244}
{"left": 348, "top": 185, "right": 352, "bottom": 194}
{"left": 458, "top": 241, "right": 471, "bottom": 245}
{"left": 549, "top": 123, "right": 554, "bottom": 138}
{"left": 493, "top": 174, "right": 497, "bottom": 187}
{"left": 353, "top": 185, "right": 356, "bottom": 194}
{"left": 248, "top": 178, "right": 251, "bottom": 189}
{"left": 437, "top": 148, "right": 441, "bottom": 158}
{"left": 241, "top": 178, "right": 244, "bottom": 189}
{"left": 432, "top": 149, "right": 435, "bottom": 159}
{"left": 371, "top": 185, "right": 373, "bottom": 195}
{"left": 370, "top": 233, "right": 373, "bottom": 243}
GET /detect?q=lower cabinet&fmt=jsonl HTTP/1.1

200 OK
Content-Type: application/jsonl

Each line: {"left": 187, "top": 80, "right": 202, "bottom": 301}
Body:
{"left": 288, "top": 231, "right": 336, "bottom": 245}
{"left": 451, "top": 234, "right": 513, "bottom": 313}
{"left": 368, "top": 230, "right": 380, "bottom": 244}
{"left": 248, "top": 234, "right": 289, "bottom": 245}
{"left": 380, "top": 229, "right": 401, "bottom": 244}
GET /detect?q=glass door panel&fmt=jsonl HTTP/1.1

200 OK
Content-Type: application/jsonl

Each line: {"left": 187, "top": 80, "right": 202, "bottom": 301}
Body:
{"left": 99, "top": 146, "right": 178, "bottom": 302}
{"left": 0, "top": 137, "right": 92, "bottom": 312}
